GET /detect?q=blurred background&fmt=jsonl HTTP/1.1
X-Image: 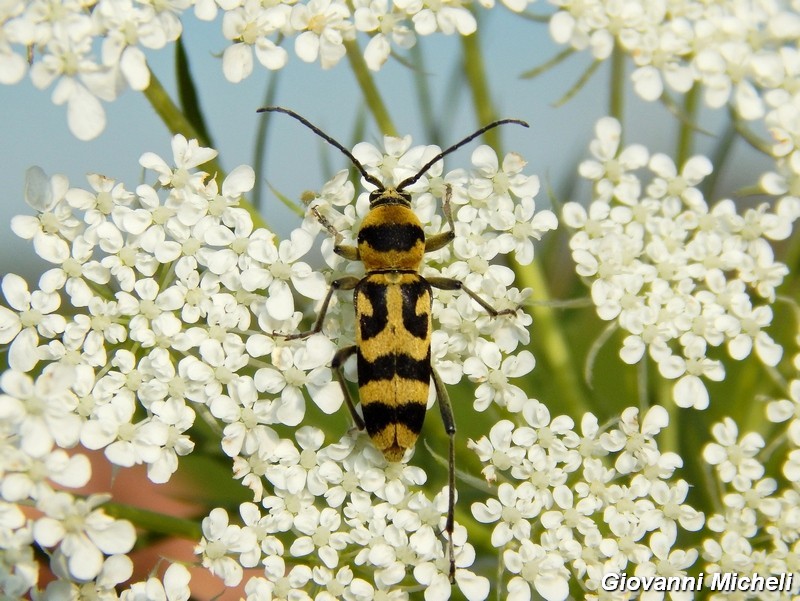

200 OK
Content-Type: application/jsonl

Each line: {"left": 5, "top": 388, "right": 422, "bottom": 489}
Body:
{"left": 1, "top": 9, "right": 771, "bottom": 282}
{"left": 1, "top": 5, "right": 794, "bottom": 599}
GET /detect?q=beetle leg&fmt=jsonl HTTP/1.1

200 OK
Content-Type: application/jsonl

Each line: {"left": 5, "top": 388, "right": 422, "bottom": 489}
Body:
{"left": 425, "top": 184, "right": 456, "bottom": 253}
{"left": 312, "top": 206, "right": 359, "bottom": 261}
{"left": 274, "top": 276, "right": 360, "bottom": 339}
{"left": 427, "top": 277, "right": 519, "bottom": 317}
{"left": 432, "top": 366, "right": 456, "bottom": 584}
{"left": 331, "top": 345, "right": 365, "bottom": 431}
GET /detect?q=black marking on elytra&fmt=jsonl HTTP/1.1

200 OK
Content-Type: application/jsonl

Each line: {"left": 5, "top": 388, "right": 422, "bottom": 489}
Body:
{"left": 362, "top": 400, "right": 427, "bottom": 436}
{"left": 357, "top": 351, "right": 431, "bottom": 385}
{"left": 401, "top": 279, "right": 431, "bottom": 340}
{"left": 357, "top": 281, "right": 389, "bottom": 340}
{"left": 359, "top": 223, "right": 424, "bottom": 253}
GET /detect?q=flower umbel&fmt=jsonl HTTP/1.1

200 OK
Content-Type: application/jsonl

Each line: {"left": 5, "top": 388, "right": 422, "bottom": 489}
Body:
{"left": 563, "top": 117, "right": 798, "bottom": 410}
{"left": 0, "top": 0, "right": 528, "bottom": 138}
{"left": 0, "top": 130, "right": 551, "bottom": 599}
{"left": 471, "top": 402, "right": 703, "bottom": 601}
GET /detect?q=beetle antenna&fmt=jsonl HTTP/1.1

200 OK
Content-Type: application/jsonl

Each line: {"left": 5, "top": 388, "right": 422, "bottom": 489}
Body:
{"left": 396, "top": 118, "right": 529, "bottom": 191}
{"left": 258, "top": 106, "right": 385, "bottom": 190}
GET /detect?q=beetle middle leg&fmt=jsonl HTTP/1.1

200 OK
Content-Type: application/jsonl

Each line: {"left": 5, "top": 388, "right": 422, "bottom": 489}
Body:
{"left": 273, "top": 276, "right": 360, "bottom": 340}
{"left": 273, "top": 203, "right": 364, "bottom": 340}
{"left": 427, "top": 277, "right": 519, "bottom": 317}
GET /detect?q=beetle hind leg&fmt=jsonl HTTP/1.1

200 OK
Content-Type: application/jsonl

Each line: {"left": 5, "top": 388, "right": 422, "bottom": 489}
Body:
{"left": 432, "top": 366, "right": 456, "bottom": 584}
{"left": 331, "top": 345, "right": 365, "bottom": 431}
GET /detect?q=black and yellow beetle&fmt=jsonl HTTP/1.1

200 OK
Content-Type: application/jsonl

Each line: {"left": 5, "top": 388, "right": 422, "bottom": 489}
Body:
{"left": 259, "top": 106, "right": 527, "bottom": 580}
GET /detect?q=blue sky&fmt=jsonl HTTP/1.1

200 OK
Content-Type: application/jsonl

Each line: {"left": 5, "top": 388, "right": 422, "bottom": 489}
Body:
{"left": 0, "top": 8, "right": 770, "bottom": 282}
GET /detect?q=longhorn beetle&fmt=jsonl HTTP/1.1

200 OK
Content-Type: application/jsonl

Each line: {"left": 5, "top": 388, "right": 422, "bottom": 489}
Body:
{"left": 259, "top": 106, "right": 528, "bottom": 582}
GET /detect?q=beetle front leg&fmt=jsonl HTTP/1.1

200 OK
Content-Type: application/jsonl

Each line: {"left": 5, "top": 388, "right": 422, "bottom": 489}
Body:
{"left": 312, "top": 206, "right": 359, "bottom": 261}
{"left": 425, "top": 184, "right": 455, "bottom": 253}
{"left": 427, "top": 276, "right": 519, "bottom": 317}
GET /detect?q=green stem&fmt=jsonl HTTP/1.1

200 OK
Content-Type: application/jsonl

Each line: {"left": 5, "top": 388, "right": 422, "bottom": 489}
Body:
{"left": 609, "top": 43, "right": 625, "bottom": 123}
{"left": 661, "top": 377, "right": 679, "bottom": 456}
{"left": 461, "top": 26, "right": 588, "bottom": 416}
{"left": 410, "top": 41, "right": 442, "bottom": 146}
{"left": 253, "top": 71, "right": 283, "bottom": 213}
{"left": 143, "top": 69, "right": 224, "bottom": 179}
{"left": 513, "top": 257, "right": 592, "bottom": 417}
{"left": 702, "top": 118, "right": 737, "bottom": 201}
{"left": 731, "top": 108, "right": 774, "bottom": 155}
{"left": 520, "top": 46, "right": 575, "bottom": 80}
{"left": 461, "top": 31, "right": 499, "bottom": 146}
{"left": 637, "top": 357, "right": 649, "bottom": 412}
{"left": 676, "top": 85, "right": 700, "bottom": 167}
{"left": 103, "top": 501, "right": 202, "bottom": 540}
{"left": 344, "top": 40, "right": 396, "bottom": 136}
{"left": 553, "top": 59, "right": 602, "bottom": 108}
{"left": 143, "top": 67, "right": 267, "bottom": 230}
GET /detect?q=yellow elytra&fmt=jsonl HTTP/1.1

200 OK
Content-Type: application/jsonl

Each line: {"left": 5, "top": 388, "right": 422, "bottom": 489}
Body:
{"left": 353, "top": 197, "right": 432, "bottom": 461}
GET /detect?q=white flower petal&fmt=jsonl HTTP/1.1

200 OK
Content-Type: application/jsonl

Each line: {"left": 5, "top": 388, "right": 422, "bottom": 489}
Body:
{"left": 223, "top": 43, "right": 253, "bottom": 83}
{"left": 673, "top": 375, "right": 708, "bottom": 409}
{"left": 64, "top": 82, "right": 106, "bottom": 141}
{"left": 222, "top": 165, "right": 256, "bottom": 197}
{"left": 67, "top": 537, "right": 104, "bottom": 580}
{"left": 632, "top": 66, "right": 663, "bottom": 101}
{"left": 266, "top": 280, "right": 295, "bottom": 321}
{"left": 120, "top": 46, "right": 150, "bottom": 91}
{"left": 23, "top": 167, "right": 52, "bottom": 211}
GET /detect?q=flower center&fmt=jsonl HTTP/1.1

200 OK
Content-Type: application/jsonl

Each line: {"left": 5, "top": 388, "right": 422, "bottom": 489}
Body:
{"left": 300, "top": 448, "right": 318, "bottom": 469}
{"left": 20, "top": 309, "right": 43, "bottom": 328}
{"left": 204, "top": 540, "right": 227, "bottom": 560}
{"left": 271, "top": 261, "right": 293, "bottom": 280}
{"left": 40, "top": 212, "right": 61, "bottom": 234}
{"left": 312, "top": 526, "right": 331, "bottom": 547}
{"left": 284, "top": 367, "right": 306, "bottom": 387}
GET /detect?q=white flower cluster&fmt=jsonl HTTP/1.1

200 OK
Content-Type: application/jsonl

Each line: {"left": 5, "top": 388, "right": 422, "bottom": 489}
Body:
{"left": 548, "top": 0, "right": 800, "bottom": 230}
{"left": 698, "top": 353, "right": 800, "bottom": 600}
{"left": 0, "top": 361, "right": 139, "bottom": 598}
{"left": 0, "top": 0, "right": 533, "bottom": 140}
{"left": 470, "top": 401, "right": 704, "bottom": 601}
{"left": 548, "top": 0, "right": 799, "bottom": 114}
{"left": 198, "top": 427, "right": 490, "bottom": 600}
{"left": 563, "top": 117, "right": 799, "bottom": 410}
{"left": 0, "top": 131, "right": 551, "bottom": 597}
{"left": 0, "top": 0, "right": 185, "bottom": 140}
